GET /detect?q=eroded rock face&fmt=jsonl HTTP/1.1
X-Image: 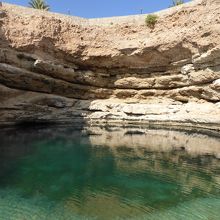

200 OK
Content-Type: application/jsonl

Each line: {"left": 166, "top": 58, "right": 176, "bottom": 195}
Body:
{"left": 0, "top": 0, "right": 220, "bottom": 129}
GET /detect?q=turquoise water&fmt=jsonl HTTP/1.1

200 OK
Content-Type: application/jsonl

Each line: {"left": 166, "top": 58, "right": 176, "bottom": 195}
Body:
{"left": 0, "top": 125, "right": 220, "bottom": 220}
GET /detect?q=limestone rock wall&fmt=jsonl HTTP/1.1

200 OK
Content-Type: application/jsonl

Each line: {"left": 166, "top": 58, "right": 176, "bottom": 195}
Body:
{"left": 0, "top": 0, "right": 220, "bottom": 129}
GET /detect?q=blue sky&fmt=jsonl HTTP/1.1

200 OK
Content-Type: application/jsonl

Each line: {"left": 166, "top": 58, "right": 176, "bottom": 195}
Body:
{"left": 3, "top": 0, "right": 191, "bottom": 18}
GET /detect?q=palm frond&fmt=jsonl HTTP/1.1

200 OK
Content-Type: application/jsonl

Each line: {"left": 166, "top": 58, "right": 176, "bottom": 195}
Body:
{"left": 29, "top": 0, "right": 50, "bottom": 11}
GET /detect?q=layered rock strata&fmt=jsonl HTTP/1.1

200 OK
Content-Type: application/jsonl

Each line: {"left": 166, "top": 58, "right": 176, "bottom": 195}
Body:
{"left": 0, "top": 0, "right": 220, "bottom": 129}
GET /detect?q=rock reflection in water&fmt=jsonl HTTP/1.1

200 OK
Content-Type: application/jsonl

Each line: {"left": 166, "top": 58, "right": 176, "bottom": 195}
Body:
{"left": 0, "top": 125, "right": 219, "bottom": 220}
{"left": 88, "top": 126, "right": 220, "bottom": 158}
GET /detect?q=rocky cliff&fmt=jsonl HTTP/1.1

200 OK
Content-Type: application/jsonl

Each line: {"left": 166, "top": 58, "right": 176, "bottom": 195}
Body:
{"left": 0, "top": 0, "right": 220, "bottom": 129}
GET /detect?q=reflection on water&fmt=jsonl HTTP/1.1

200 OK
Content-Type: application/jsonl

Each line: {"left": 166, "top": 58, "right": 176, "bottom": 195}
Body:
{"left": 0, "top": 125, "right": 220, "bottom": 220}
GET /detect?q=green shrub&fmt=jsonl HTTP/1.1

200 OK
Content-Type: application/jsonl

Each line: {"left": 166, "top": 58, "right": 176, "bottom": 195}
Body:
{"left": 145, "top": 14, "right": 158, "bottom": 28}
{"left": 172, "top": 0, "right": 184, "bottom": 6}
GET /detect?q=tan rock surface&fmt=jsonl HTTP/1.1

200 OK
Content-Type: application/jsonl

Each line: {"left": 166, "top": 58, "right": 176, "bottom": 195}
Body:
{"left": 0, "top": 0, "right": 220, "bottom": 129}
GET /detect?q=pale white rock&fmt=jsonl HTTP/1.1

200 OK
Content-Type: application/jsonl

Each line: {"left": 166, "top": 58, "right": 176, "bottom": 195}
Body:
{"left": 89, "top": 100, "right": 110, "bottom": 112}
{"left": 215, "top": 102, "right": 220, "bottom": 108}
{"left": 181, "top": 64, "right": 195, "bottom": 75}
{"left": 212, "top": 79, "right": 220, "bottom": 90}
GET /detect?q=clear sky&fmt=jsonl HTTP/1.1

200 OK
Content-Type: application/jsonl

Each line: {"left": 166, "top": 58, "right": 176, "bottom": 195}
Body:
{"left": 3, "top": 0, "right": 191, "bottom": 18}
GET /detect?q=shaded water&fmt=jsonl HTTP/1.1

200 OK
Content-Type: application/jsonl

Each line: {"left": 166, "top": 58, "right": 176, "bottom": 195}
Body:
{"left": 0, "top": 125, "right": 220, "bottom": 219}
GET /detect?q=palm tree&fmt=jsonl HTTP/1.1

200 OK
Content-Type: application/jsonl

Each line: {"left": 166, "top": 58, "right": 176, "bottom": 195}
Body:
{"left": 29, "top": 0, "right": 50, "bottom": 11}
{"left": 172, "top": 0, "right": 184, "bottom": 6}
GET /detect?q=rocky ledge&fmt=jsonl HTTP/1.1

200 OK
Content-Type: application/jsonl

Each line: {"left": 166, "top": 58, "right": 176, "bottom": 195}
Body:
{"left": 0, "top": 0, "right": 220, "bottom": 129}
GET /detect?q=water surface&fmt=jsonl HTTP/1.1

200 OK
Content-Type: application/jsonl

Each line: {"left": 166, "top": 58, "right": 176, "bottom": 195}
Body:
{"left": 0, "top": 125, "right": 220, "bottom": 219}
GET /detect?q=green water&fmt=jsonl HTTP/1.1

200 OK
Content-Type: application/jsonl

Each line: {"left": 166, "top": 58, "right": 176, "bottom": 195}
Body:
{"left": 0, "top": 125, "right": 220, "bottom": 220}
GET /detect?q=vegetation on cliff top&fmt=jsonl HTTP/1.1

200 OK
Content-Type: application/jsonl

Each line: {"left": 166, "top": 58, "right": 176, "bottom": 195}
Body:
{"left": 145, "top": 14, "right": 159, "bottom": 28}
{"left": 172, "top": 0, "right": 185, "bottom": 6}
{"left": 29, "top": 0, "right": 49, "bottom": 11}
